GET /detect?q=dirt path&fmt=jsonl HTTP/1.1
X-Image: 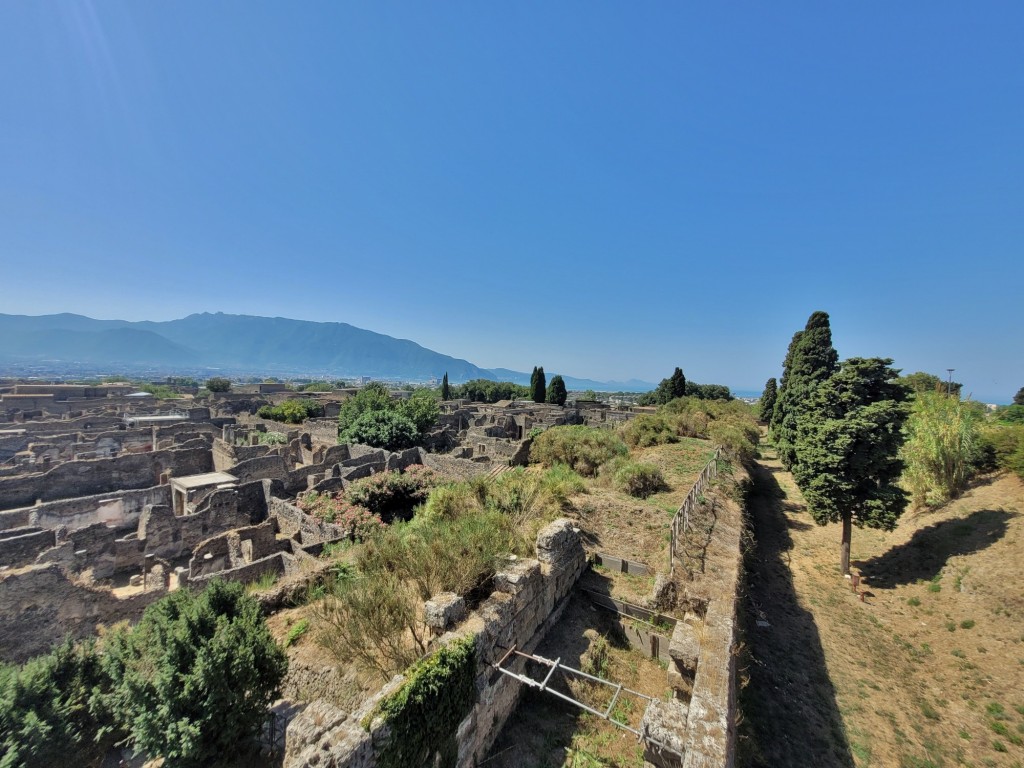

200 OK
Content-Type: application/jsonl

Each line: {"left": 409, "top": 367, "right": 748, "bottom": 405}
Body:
{"left": 740, "top": 443, "right": 1024, "bottom": 768}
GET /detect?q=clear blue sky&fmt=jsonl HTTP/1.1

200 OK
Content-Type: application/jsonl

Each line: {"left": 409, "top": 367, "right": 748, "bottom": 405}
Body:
{"left": 1, "top": 3, "right": 1021, "bottom": 401}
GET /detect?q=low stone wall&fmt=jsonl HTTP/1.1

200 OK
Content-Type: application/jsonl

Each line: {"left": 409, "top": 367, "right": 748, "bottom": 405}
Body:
{"left": 0, "top": 527, "right": 56, "bottom": 568}
{"left": 642, "top": 473, "right": 747, "bottom": 768}
{"left": 7, "top": 485, "right": 173, "bottom": 533}
{"left": 284, "top": 518, "right": 588, "bottom": 768}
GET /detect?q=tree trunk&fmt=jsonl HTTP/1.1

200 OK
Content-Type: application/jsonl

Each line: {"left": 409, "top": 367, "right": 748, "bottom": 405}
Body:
{"left": 840, "top": 513, "right": 852, "bottom": 575}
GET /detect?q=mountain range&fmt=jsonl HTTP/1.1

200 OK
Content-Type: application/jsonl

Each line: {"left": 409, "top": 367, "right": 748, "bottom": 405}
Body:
{"left": 0, "top": 312, "right": 656, "bottom": 392}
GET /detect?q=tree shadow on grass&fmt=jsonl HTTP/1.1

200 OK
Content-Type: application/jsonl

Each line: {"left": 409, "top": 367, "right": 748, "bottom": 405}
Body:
{"left": 738, "top": 461, "right": 854, "bottom": 768}
{"left": 855, "top": 508, "right": 1017, "bottom": 589}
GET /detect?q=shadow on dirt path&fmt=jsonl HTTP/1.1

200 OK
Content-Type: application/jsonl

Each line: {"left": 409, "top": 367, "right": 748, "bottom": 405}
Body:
{"left": 738, "top": 458, "right": 854, "bottom": 768}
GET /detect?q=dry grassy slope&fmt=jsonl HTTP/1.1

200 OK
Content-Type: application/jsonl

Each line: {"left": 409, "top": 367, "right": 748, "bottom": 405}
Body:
{"left": 740, "top": 442, "right": 1024, "bottom": 768}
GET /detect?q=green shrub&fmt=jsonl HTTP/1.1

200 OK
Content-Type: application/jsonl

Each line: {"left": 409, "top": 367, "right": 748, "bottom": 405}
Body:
{"left": 539, "top": 464, "right": 587, "bottom": 503}
{"left": 205, "top": 377, "right": 231, "bottom": 393}
{"left": 708, "top": 419, "right": 759, "bottom": 463}
{"left": 258, "top": 431, "right": 288, "bottom": 445}
{"left": 0, "top": 638, "right": 117, "bottom": 768}
{"left": 901, "top": 392, "right": 982, "bottom": 506}
{"left": 257, "top": 399, "right": 324, "bottom": 424}
{"left": 284, "top": 618, "right": 311, "bottom": 648}
{"left": 612, "top": 461, "right": 666, "bottom": 498}
{"left": 420, "top": 483, "right": 479, "bottom": 522}
{"left": 341, "top": 410, "right": 419, "bottom": 451}
{"left": 978, "top": 424, "right": 1024, "bottom": 480}
{"left": 343, "top": 466, "right": 440, "bottom": 521}
{"left": 621, "top": 414, "right": 679, "bottom": 448}
{"left": 530, "top": 425, "right": 627, "bottom": 476}
{"left": 360, "top": 510, "right": 526, "bottom": 602}
{"left": 102, "top": 580, "right": 287, "bottom": 767}
{"left": 315, "top": 569, "right": 426, "bottom": 680}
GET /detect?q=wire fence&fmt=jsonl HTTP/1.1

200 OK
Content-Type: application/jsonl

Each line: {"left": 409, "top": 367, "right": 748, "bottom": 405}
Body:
{"left": 668, "top": 446, "right": 721, "bottom": 576}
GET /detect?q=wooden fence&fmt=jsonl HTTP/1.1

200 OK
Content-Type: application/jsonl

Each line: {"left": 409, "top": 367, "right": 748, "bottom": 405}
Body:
{"left": 669, "top": 447, "right": 721, "bottom": 575}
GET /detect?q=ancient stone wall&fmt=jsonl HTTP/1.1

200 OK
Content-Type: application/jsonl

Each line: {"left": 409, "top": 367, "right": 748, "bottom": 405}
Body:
{"left": 0, "top": 446, "right": 213, "bottom": 511}
{"left": 6, "top": 485, "right": 173, "bottom": 532}
{"left": 0, "top": 563, "right": 162, "bottom": 662}
{"left": 0, "top": 527, "right": 56, "bottom": 568}
{"left": 284, "top": 518, "right": 589, "bottom": 768}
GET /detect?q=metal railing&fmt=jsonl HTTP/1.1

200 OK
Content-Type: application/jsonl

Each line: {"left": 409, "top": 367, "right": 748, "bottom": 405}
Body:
{"left": 669, "top": 447, "right": 721, "bottom": 575}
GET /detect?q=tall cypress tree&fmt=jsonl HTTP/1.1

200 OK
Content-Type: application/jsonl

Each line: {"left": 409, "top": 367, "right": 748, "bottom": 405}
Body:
{"left": 441, "top": 373, "right": 450, "bottom": 401}
{"left": 760, "top": 378, "right": 778, "bottom": 423}
{"left": 532, "top": 367, "right": 547, "bottom": 403}
{"left": 773, "top": 312, "right": 839, "bottom": 470}
{"left": 546, "top": 375, "right": 567, "bottom": 406}
{"left": 669, "top": 367, "right": 686, "bottom": 400}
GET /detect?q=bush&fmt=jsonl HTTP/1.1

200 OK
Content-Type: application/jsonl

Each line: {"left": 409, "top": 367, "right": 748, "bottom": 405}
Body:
{"left": 102, "top": 580, "right": 287, "bottom": 767}
{"left": 708, "top": 420, "right": 759, "bottom": 463}
{"left": 359, "top": 509, "right": 525, "bottom": 603}
{"left": 530, "top": 425, "right": 628, "bottom": 476}
{"left": 978, "top": 424, "right": 1024, "bottom": 480}
{"left": 901, "top": 392, "right": 982, "bottom": 506}
{"left": 0, "top": 638, "right": 117, "bottom": 768}
{"left": 205, "top": 377, "right": 231, "bottom": 393}
{"left": 296, "top": 492, "right": 384, "bottom": 539}
{"left": 621, "top": 414, "right": 679, "bottom": 448}
{"left": 343, "top": 466, "right": 440, "bottom": 521}
{"left": 420, "top": 483, "right": 479, "bottom": 522}
{"left": 611, "top": 461, "right": 666, "bottom": 498}
{"left": 315, "top": 569, "right": 426, "bottom": 680}
{"left": 257, "top": 399, "right": 324, "bottom": 424}
{"left": 341, "top": 410, "right": 419, "bottom": 451}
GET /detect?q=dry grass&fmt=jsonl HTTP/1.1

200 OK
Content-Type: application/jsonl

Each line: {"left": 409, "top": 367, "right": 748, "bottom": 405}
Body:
{"left": 739, "top": 440, "right": 1024, "bottom": 768}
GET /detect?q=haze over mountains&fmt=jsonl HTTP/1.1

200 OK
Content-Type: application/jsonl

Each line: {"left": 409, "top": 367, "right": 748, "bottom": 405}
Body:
{"left": 0, "top": 313, "right": 655, "bottom": 392}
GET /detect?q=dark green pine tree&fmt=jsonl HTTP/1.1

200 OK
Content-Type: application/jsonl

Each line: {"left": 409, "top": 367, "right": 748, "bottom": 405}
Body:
{"left": 773, "top": 311, "right": 839, "bottom": 470}
{"left": 441, "top": 372, "right": 450, "bottom": 401}
{"left": 546, "top": 375, "right": 567, "bottom": 406}
{"left": 759, "top": 378, "right": 778, "bottom": 423}
{"left": 770, "top": 330, "right": 802, "bottom": 440}
{"left": 1015, "top": 387, "right": 1024, "bottom": 406}
{"left": 669, "top": 367, "right": 686, "bottom": 400}
{"left": 532, "top": 366, "right": 547, "bottom": 403}
{"left": 793, "top": 357, "right": 909, "bottom": 574}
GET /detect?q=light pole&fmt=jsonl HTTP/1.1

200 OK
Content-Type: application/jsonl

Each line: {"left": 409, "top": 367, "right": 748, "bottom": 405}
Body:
{"left": 946, "top": 369, "right": 955, "bottom": 396}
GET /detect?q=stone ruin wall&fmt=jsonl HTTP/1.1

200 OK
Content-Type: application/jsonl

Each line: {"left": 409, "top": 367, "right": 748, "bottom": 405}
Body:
{"left": 284, "top": 518, "right": 589, "bottom": 768}
{"left": 0, "top": 446, "right": 213, "bottom": 511}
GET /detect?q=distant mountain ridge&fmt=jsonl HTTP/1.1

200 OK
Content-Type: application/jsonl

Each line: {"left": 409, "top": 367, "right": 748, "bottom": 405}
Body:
{"left": 0, "top": 312, "right": 656, "bottom": 391}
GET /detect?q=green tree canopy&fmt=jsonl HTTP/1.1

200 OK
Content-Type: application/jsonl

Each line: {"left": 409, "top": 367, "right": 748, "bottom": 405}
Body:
{"left": 341, "top": 410, "right": 420, "bottom": 451}
{"left": 531, "top": 367, "right": 547, "bottom": 404}
{"left": 102, "top": 580, "right": 287, "bottom": 767}
{"left": 1014, "top": 387, "right": 1024, "bottom": 406}
{"left": 773, "top": 311, "right": 839, "bottom": 470}
{"left": 441, "top": 373, "right": 451, "bottom": 401}
{"left": 898, "top": 371, "right": 962, "bottom": 398}
{"left": 205, "top": 377, "right": 231, "bottom": 393}
{"left": 793, "top": 357, "right": 909, "bottom": 574}
{"left": 759, "top": 378, "right": 778, "bottom": 422}
{"left": 338, "top": 383, "right": 394, "bottom": 434}
{"left": 669, "top": 367, "right": 687, "bottom": 400}
{"left": 0, "top": 638, "right": 116, "bottom": 768}
{"left": 546, "top": 375, "right": 568, "bottom": 406}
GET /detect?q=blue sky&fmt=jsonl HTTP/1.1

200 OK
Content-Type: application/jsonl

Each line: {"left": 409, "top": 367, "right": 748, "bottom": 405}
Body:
{"left": 1, "top": 3, "right": 1021, "bottom": 401}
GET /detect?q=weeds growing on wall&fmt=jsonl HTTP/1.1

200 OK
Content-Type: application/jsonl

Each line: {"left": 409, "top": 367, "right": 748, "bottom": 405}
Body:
{"left": 367, "top": 634, "right": 478, "bottom": 768}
